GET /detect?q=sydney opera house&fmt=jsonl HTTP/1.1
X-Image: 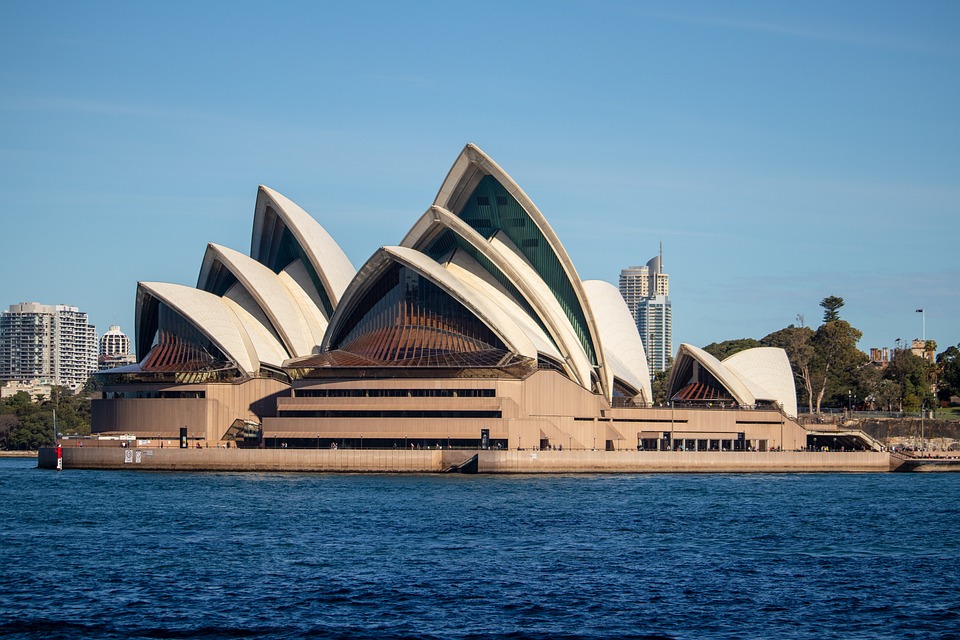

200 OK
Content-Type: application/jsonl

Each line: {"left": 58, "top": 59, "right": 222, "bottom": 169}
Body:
{"left": 93, "top": 145, "right": 815, "bottom": 453}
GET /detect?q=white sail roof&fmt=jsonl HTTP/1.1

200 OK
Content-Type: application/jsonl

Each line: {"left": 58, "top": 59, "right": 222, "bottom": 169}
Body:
{"left": 198, "top": 243, "right": 322, "bottom": 357}
{"left": 136, "top": 281, "right": 259, "bottom": 375}
{"left": 583, "top": 280, "right": 653, "bottom": 405}
{"left": 724, "top": 347, "right": 798, "bottom": 418}
{"left": 251, "top": 185, "right": 355, "bottom": 307}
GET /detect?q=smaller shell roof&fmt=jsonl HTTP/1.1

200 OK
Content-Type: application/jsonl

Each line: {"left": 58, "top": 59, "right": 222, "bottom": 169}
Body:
{"left": 199, "top": 243, "right": 322, "bottom": 357}
{"left": 582, "top": 280, "right": 652, "bottom": 404}
{"left": 137, "top": 282, "right": 259, "bottom": 375}
{"left": 723, "top": 347, "right": 798, "bottom": 418}
{"left": 669, "top": 344, "right": 756, "bottom": 408}
{"left": 251, "top": 185, "right": 356, "bottom": 306}
{"left": 668, "top": 343, "right": 798, "bottom": 417}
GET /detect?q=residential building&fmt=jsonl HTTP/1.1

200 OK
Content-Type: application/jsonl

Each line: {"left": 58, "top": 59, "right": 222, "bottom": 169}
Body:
{"left": 98, "top": 325, "right": 137, "bottom": 370}
{"left": 619, "top": 247, "right": 672, "bottom": 374}
{"left": 0, "top": 303, "right": 98, "bottom": 391}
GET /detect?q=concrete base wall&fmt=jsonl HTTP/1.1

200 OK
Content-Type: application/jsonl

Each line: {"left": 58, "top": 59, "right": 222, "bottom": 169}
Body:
{"left": 39, "top": 447, "right": 894, "bottom": 473}
{"left": 479, "top": 450, "right": 892, "bottom": 473}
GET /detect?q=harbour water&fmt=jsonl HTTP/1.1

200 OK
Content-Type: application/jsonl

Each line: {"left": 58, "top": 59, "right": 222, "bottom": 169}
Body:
{"left": 1, "top": 457, "right": 958, "bottom": 639}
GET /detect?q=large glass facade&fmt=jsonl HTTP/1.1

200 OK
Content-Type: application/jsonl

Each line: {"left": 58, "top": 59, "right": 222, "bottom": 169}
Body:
{"left": 423, "top": 229, "right": 556, "bottom": 352}
{"left": 455, "top": 176, "right": 596, "bottom": 365}
{"left": 330, "top": 263, "right": 509, "bottom": 367}
{"left": 138, "top": 300, "right": 233, "bottom": 372}
{"left": 202, "top": 259, "right": 239, "bottom": 298}
{"left": 669, "top": 361, "right": 734, "bottom": 405}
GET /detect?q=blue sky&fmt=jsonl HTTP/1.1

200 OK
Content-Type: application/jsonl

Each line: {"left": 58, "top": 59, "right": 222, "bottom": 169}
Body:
{"left": 2, "top": 0, "right": 958, "bottom": 355}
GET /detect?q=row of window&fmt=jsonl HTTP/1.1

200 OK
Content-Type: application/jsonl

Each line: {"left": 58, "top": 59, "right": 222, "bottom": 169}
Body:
{"left": 103, "top": 390, "right": 206, "bottom": 399}
{"left": 278, "top": 410, "right": 502, "bottom": 418}
{"left": 295, "top": 388, "right": 495, "bottom": 398}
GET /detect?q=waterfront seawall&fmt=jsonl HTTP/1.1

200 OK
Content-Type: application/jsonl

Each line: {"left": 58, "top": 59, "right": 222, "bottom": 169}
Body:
{"left": 38, "top": 447, "right": 895, "bottom": 473}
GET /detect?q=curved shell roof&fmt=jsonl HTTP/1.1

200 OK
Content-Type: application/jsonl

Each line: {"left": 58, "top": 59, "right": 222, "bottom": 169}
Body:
{"left": 136, "top": 281, "right": 259, "bottom": 375}
{"left": 429, "top": 144, "right": 610, "bottom": 396}
{"left": 323, "top": 246, "right": 539, "bottom": 360}
{"left": 250, "top": 185, "right": 355, "bottom": 308}
{"left": 198, "top": 243, "right": 323, "bottom": 357}
{"left": 400, "top": 205, "right": 591, "bottom": 387}
{"left": 670, "top": 344, "right": 756, "bottom": 407}
{"left": 668, "top": 343, "right": 797, "bottom": 417}
{"left": 724, "top": 347, "right": 798, "bottom": 418}
{"left": 582, "top": 280, "right": 652, "bottom": 405}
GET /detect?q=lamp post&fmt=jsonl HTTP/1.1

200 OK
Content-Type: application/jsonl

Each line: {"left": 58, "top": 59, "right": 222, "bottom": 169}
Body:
{"left": 848, "top": 390, "right": 852, "bottom": 418}
{"left": 447, "top": 434, "right": 450, "bottom": 450}
{"left": 360, "top": 435, "right": 363, "bottom": 450}
{"left": 405, "top": 434, "right": 408, "bottom": 449}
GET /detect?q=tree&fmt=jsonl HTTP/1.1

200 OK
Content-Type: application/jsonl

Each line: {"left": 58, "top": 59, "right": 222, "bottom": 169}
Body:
{"left": 762, "top": 325, "right": 815, "bottom": 413}
{"left": 810, "top": 319, "right": 865, "bottom": 413}
{"left": 702, "top": 338, "right": 761, "bottom": 361}
{"left": 886, "top": 349, "right": 936, "bottom": 411}
{"left": 820, "top": 296, "right": 845, "bottom": 323}
{"left": 937, "top": 344, "right": 960, "bottom": 404}
{"left": 873, "top": 379, "right": 902, "bottom": 412}
{"left": 0, "top": 414, "right": 19, "bottom": 450}
{"left": 651, "top": 358, "right": 673, "bottom": 405}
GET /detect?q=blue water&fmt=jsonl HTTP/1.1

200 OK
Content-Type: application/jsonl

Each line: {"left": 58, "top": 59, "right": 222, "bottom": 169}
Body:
{"left": 1, "top": 458, "right": 958, "bottom": 639}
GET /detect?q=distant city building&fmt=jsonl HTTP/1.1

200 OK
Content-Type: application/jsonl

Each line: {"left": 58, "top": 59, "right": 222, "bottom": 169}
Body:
{"left": 869, "top": 347, "right": 890, "bottom": 367}
{"left": 619, "top": 247, "right": 672, "bottom": 374}
{"left": 0, "top": 302, "right": 97, "bottom": 391}
{"left": 0, "top": 380, "right": 53, "bottom": 401}
{"left": 618, "top": 265, "right": 650, "bottom": 318}
{"left": 98, "top": 325, "right": 137, "bottom": 370}
{"left": 910, "top": 339, "right": 935, "bottom": 364}
{"left": 637, "top": 294, "right": 673, "bottom": 374}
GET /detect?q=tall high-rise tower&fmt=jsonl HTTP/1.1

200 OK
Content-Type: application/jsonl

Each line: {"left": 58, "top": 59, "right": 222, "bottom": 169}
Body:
{"left": 619, "top": 244, "right": 672, "bottom": 375}
{"left": 0, "top": 302, "right": 98, "bottom": 390}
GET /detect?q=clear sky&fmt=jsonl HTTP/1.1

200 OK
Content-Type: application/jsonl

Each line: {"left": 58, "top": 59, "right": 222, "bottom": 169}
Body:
{"left": 2, "top": 0, "right": 958, "bottom": 356}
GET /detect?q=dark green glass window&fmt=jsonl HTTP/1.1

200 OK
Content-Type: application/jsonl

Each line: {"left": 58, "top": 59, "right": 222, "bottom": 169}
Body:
{"left": 455, "top": 175, "right": 597, "bottom": 365}
{"left": 256, "top": 206, "right": 335, "bottom": 318}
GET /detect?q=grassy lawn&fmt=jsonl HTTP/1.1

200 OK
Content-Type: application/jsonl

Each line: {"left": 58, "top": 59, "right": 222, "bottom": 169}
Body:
{"left": 935, "top": 406, "right": 960, "bottom": 420}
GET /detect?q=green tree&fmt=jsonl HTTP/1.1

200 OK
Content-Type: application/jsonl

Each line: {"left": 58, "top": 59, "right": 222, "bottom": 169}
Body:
{"left": 762, "top": 325, "right": 815, "bottom": 413}
{"left": 0, "top": 414, "right": 19, "bottom": 449}
{"left": 820, "top": 296, "right": 845, "bottom": 323}
{"left": 651, "top": 358, "right": 673, "bottom": 405}
{"left": 886, "top": 349, "right": 936, "bottom": 411}
{"left": 873, "top": 379, "right": 903, "bottom": 412}
{"left": 702, "top": 338, "right": 761, "bottom": 361}
{"left": 810, "top": 319, "right": 865, "bottom": 413}
{"left": 937, "top": 344, "right": 960, "bottom": 404}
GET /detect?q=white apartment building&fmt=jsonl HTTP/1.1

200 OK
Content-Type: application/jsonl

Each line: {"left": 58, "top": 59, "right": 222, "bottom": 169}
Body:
{"left": 619, "top": 248, "right": 672, "bottom": 375}
{"left": 98, "top": 325, "right": 137, "bottom": 370}
{"left": 0, "top": 302, "right": 98, "bottom": 391}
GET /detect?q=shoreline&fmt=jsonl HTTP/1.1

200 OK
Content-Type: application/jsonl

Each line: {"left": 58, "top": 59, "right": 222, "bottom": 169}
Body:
{"left": 0, "top": 451, "right": 38, "bottom": 458}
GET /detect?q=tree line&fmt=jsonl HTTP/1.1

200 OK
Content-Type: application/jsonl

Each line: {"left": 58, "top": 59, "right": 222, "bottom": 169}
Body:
{"left": 0, "top": 387, "right": 92, "bottom": 450}
{"left": 697, "top": 296, "right": 959, "bottom": 414}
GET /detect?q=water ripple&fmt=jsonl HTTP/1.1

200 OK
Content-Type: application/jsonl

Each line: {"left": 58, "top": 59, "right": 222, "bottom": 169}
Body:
{"left": 1, "top": 460, "right": 959, "bottom": 639}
